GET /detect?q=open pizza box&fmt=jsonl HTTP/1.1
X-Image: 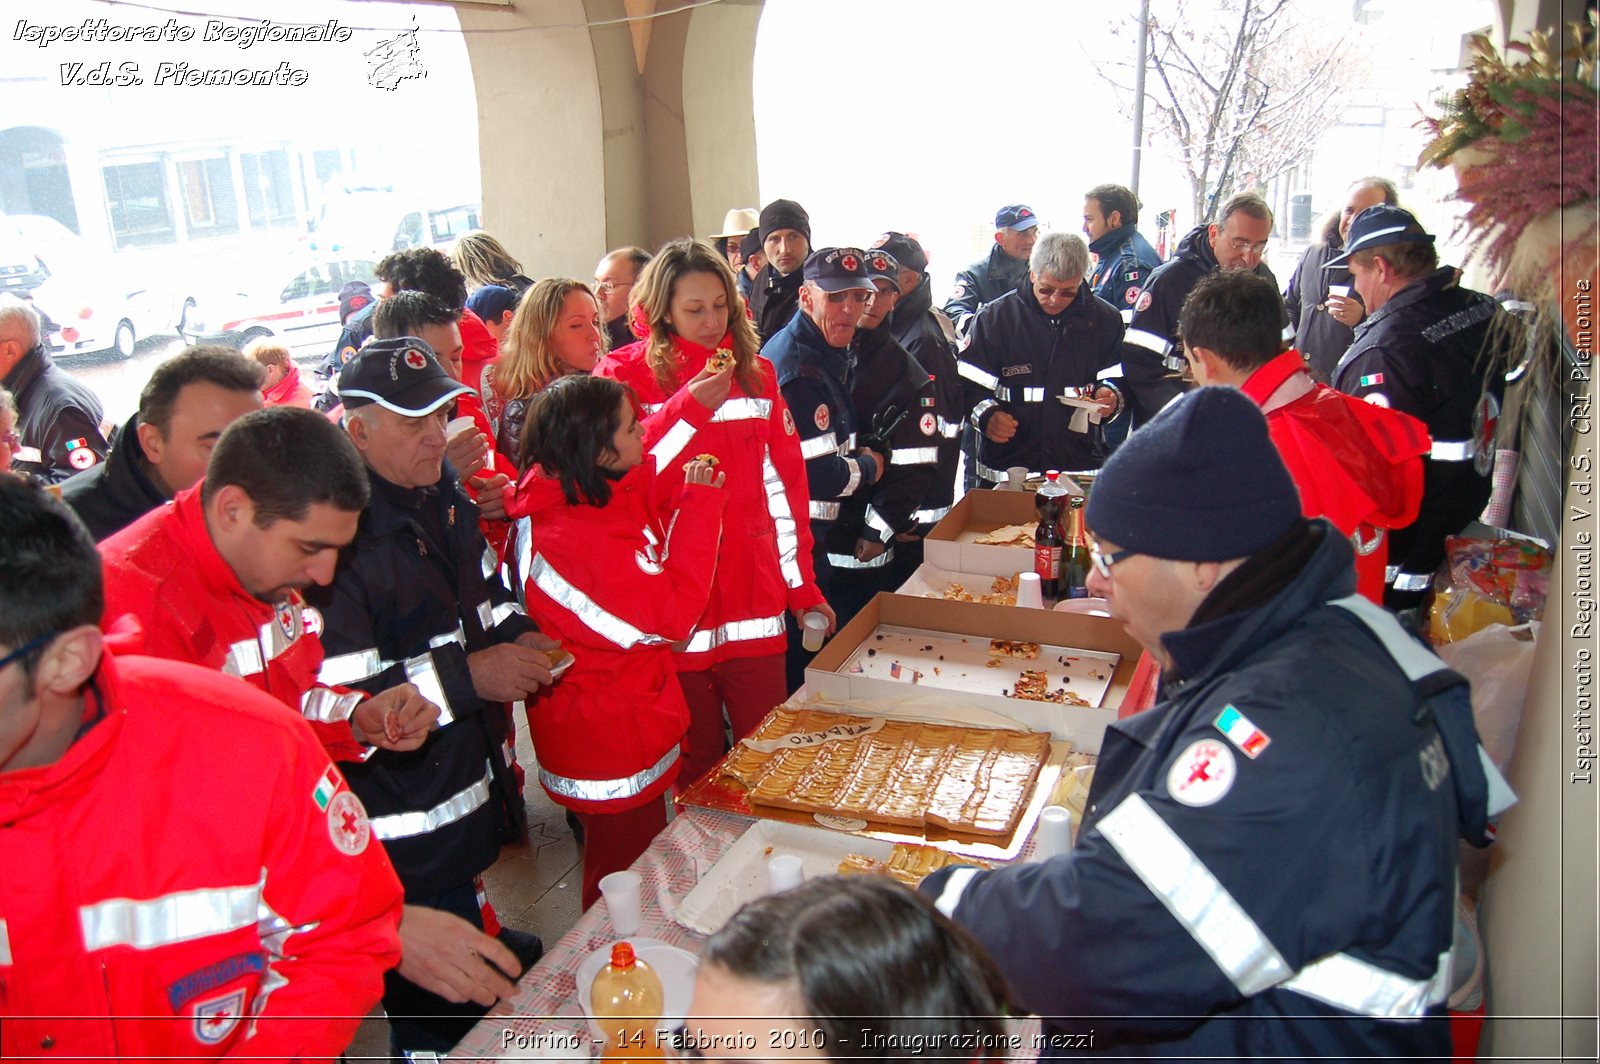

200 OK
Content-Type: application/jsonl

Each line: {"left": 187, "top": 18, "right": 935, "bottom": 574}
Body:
{"left": 805, "top": 592, "right": 1142, "bottom": 755}
{"left": 923, "top": 489, "right": 1048, "bottom": 576}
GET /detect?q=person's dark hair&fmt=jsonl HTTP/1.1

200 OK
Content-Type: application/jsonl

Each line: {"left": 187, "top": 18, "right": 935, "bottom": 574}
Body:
{"left": 606, "top": 246, "right": 652, "bottom": 278}
{"left": 201, "top": 407, "right": 370, "bottom": 527}
{"left": 0, "top": 478, "right": 103, "bottom": 679}
{"left": 375, "top": 248, "right": 469, "bottom": 310}
{"left": 519, "top": 374, "right": 634, "bottom": 508}
{"left": 371, "top": 290, "right": 462, "bottom": 340}
{"left": 700, "top": 876, "right": 1012, "bottom": 1059}
{"left": 1350, "top": 242, "right": 1439, "bottom": 282}
{"left": 1179, "top": 271, "right": 1285, "bottom": 373}
{"left": 139, "top": 346, "right": 266, "bottom": 436}
{"left": 1216, "top": 192, "right": 1273, "bottom": 228}
{"left": 1353, "top": 175, "right": 1400, "bottom": 208}
{"left": 1086, "top": 183, "right": 1139, "bottom": 228}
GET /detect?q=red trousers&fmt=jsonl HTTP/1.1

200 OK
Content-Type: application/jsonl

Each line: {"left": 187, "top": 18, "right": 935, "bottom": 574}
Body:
{"left": 675, "top": 654, "right": 788, "bottom": 791}
{"left": 577, "top": 796, "right": 668, "bottom": 909}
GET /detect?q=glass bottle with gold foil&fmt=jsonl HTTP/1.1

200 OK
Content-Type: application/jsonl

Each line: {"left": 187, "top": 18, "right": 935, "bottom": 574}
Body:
{"left": 1063, "top": 496, "right": 1092, "bottom": 598}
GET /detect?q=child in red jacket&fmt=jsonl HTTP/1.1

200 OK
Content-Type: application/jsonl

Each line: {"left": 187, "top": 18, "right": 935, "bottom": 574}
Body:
{"left": 511, "top": 374, "right": 726, "bottom": 906}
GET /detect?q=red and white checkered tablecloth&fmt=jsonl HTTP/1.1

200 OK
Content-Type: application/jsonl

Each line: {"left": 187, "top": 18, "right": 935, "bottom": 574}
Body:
{"left": 449, "top": 806, "right": 755, "bottom": 1061}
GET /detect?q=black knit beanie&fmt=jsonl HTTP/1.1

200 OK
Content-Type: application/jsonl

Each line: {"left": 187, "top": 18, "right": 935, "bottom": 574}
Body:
{"left": 759, "top": 199, "right": 811, "bottom": 243}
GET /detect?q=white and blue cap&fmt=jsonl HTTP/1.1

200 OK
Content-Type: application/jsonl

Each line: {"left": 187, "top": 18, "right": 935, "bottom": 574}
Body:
{"left": 1324, "top": 204, "right": 1434, "bottom": 270}
{"left": 339, "top": 336, "right": 471, "bottom": 416}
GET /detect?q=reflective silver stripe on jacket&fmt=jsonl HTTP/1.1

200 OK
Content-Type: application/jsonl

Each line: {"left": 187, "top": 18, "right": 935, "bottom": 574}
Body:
{"left": 540, "top": 745, "right": 679, "bottom": 803}
{"left": 79, "top": 881, "right": 262, "bottom": 951}
{"left": 1281, "top": 322, "right": 1297, "bottom": 343}
{"left": 1124, "top": 327, "right": 1171, "bottom": 356}
{"left": 1282, "top": 949, "right": 1452, "bottom": 1018}
{"left": 1097, "top": 794, "right": 1294, "bottom": 995}
{"left": 318, "top": 648, "right": 385, "bottom": 687}
{"left": 1390, "top": 571, "right": 1432, "bottom": 592}
{"left": 973, "top": 459, "right": 1009, "bottom": 483}
{"left": 799, "top": 433, "right": 842, "bottom": 460}
{"left": 958, "top": 361, "right": 999, "bottom": 390}
{"left": 762, "top": 449, "right": 804, "bottom": 589}
{"left": 0, "top": 918, "right": 9, "bottom": 964}
{"left": 969, "top": 398, "right": 999, "bottom": 429}
{"left": 1430, "top": 439, "right": 1476, "bottom": 462}
{"left": 1096, "top": 362, "right": 1124, "bottom": 379}
{"left": 828, "top": 549, "right": 892, "bottom": 569}
{"left": 369, "top": 759, "right": 495, "bottom": 840}
{"left": 301, "top": 686, "right": 362, "bottom": 724}
{"left": 892, "top": 446, "right": 939, "bottom": 466}
{"left": 1385, "top": 565, "right": 1400, "bottom": 585}
{"left": 1119, "top": 307, "right": 1135, "bottom": 323}
{"left": 474, "top": 598, "right": 524, "bottom": 633}
{"left": 223, "top": 639, "right": 265, "bottom": 678}
{"left": 480, "top": 544, "right": 498, "bottom": 581}
{"left": 528, "top": 552, "right": 669, "bottom": 649}
{"left": 711, "top": 397, "right": 773, "bottom": 422}
{"left": 840, "top": 456, "right": 864, "bottom": 497}
{"left": 404, "top": 652, "right": 455, "bottom": 726}
{"left": 809, "top": 500, "right": 840, "bottom": 520}
{"left": 682, "top": 613, "right": 787, "bottom": 654}
{"left": 650, "top": 418, "right": 697, "bottom": 469}
{"left": 865, "top": 506, "right": 896, "bottom": 539}
{"left": 1162, "top": 353, "right": 1188, "bottom": 372}
{"left": 937, "top": 416, "right": 962, "bottom": 439}
{"left": 996, "top": 386, "right": 1046, "bottom": 403}
{"left": 914, "top": 505, "right": 952, "bottom": 525}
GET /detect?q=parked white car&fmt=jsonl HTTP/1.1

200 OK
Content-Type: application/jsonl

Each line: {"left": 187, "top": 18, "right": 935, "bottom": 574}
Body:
{"left": 179, "top": 256, "right": 378, "bottom": 358}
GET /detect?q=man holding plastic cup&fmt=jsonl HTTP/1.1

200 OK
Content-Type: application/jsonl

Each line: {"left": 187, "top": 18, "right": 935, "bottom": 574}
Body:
{"left": 922, "top": 387, "right": 1509, "bottom": 1061}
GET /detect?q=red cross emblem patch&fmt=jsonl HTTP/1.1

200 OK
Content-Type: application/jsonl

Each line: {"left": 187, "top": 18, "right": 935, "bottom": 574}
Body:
{"left": 840, "top": 254, "right": 859, "bottom": 273}
{"left": 192, "top": 989, "right": 246, "bottom": 1044}
{"left": 813, "top": 404, "right": 830, "bottom": 432}
{"left": 404, "top": 349, "right": 428, "bottom": 370}
{"left": 326, "top": 790, "right": 371, "bottom": 855}
{"left": 1167, "top": 739, "right": 1236, "bottom": 807}
{"left": 1124, "top": 286, "right": 1142, "bottom": 305}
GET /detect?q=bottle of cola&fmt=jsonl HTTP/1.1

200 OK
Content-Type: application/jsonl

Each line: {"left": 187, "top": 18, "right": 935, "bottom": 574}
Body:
{"left": 1063, "top": 495, "right": 1092, "bottom": 598}
{"left": 1034, "top": 471, "right": 1067, "bottom": 605}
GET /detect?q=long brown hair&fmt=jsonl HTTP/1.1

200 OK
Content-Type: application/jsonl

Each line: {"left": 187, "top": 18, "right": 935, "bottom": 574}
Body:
{"left": 630, "top": 238, "right": 764, "bottom": 397}
{"left": 496, "top": 278, "right": 602, "bottom": 399}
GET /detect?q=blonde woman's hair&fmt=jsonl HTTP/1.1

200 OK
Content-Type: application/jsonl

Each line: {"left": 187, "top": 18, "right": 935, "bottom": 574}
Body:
{"left": 496, "top": 278, "right": 601, "bottom": 399}
{"left": 631, "top": 238, "right": 764, "bottom": 397}
{"left": 452, "top": 230, "right": 525, "bottom": 291}
{"left": 242, "top": 337, "right": 292, "bottom": 368}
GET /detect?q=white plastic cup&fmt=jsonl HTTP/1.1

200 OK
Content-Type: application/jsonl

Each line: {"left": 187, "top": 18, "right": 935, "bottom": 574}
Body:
{"left": 1033, "top": 805, "right": 1074, "bottom": 861}
{"left": 1006, "top": 465, "right": 1029, "bottom": 490}
{"left": 445, "top": 415, "right": 476, "bottom": 442}
{"left": 1015, "top": 571, "right": 1044, "bottom": 609}
{"left": 1327, "top": 284, "right": 1352, "bottom": 299}
{"left": 598, "top": 870, "right": 643, "bottom": 935}
{"left": 767, "top": 854, "right": 804, "bottom": 893}
{"left": 801, "top": 611, "right": 828, "bottom": 652}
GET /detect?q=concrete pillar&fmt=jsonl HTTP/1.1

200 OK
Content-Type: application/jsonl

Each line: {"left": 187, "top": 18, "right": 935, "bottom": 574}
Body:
{"left": 682, "top": 0, "right": 762, "bottom": 238}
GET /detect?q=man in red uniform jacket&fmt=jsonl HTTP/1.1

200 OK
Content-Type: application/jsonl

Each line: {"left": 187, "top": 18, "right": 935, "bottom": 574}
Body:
{"left": 0, "top": 478, "right": 404, "bottom": 1060}
{"left": 98, "top": 406, "right": 438, "bottom": 761}
{"left": 1179, "top": 271, "right": 1429, "bottom": 603}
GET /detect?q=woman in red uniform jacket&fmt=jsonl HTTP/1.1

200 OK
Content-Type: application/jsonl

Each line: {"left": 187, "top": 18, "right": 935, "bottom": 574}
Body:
{"left": 512, "top": 374, "right": 727, "bottom": 907}
{"left": 595, "top": 239, "right": 832, "bottom": 791}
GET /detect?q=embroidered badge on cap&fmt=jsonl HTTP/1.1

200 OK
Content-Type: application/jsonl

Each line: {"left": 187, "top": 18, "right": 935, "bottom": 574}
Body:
{"left": 840, "top": 253, "right": 860, "bottom": 272}
{"left": 327, "top": 790, "right": 371, "bottom": 855}
{"left": 192, "top": 989, "right": 246, "bottom": 1045}
{"left": 1134, "top": 290, "right": 1154, "bottom": 313}
{"left": 1213, "top": 704, "right": 1271, "bottom": 759}
{"left": 1167, "top": 738, "right": 1236, "bottom": 807}
{"left": 814, "top": 404, "right": 830, "bottom": 431}
{"left": 870, "top": 254, "right": 891, "bottom": 273}
{"left": 782, "top": 408, "right": 796, "bottom": 436}
{"left": 404, "top": 349, "right": 428, "bottom": 370}
{"left": 1359, "top": 372, "right": 1385, "bottom": 387}
{"left": 919, "top": 412, "right": 937, "bottom": 436}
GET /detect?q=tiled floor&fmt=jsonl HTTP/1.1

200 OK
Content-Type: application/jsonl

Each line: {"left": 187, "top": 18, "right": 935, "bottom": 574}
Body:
{"left": 347, "top": 717, "right": 585, "bottom": 1060}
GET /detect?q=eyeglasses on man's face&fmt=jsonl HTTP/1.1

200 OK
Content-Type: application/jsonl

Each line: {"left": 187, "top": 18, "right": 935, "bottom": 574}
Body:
{"left": 1089, "top": 541, "right": 1138, "bottom": 578}
{"left": 1226, "top": 237, "right": 1270, "bottom": 255}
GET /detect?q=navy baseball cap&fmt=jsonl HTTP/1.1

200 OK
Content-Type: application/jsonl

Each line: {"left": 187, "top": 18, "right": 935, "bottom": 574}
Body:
{"left": 864, "top": 249, "right": 901, "bottom": 288}
{"left": 995, "top": 205, "right": 1039, "bottom": 231}
{"left": 739, "top": 227, "right": 763, "bottom": 258}
{"left": 1324, "top": 204, "right": 1434, "bottom": 270}
{"left": 803, "top": 248, "right": 877, "bottom": 293}
{"left": 872, "top": 232, "right": 928, "bottom": 273}
{"left": 338, "top": 281, "right": 374, "bottom": 326}
{"left": 466, "top": 283, "right": 518, "bottom": 322}
{"left": 339, "top": 337, "right": 471, "bottom": 417}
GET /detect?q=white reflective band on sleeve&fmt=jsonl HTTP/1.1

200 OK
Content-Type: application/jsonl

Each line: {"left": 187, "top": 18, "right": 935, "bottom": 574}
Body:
{"left": 892, "top": 446, "right": 939, "bottom": 465}
{"left": 828, "top": 549, "right": 893, "bottom": 569}
{"left": 429, "top": 625, "right": 466, "bottom": 649}
{"left": 1281, "top": 949, "right": 1452, "bottom": 1018}
{"left": 931, "top": 866, "right": 980, "bottom": 918}
{"left": 711, "top": 397, "right": 773, "bottom": 422}
{"left": 1125, "top": 328, "right": 1172, "bottom": 356}
{"left": 995, "top": 385, "right": 1012, "bottom": 402}
{"left": 1281, "top": 323, "right": 1297, "bottom": 342}
{"left": 1119, "top": 308, "right": 1134, "bottom": 323}
{"left": 473, "top": 600, "right": 524, "bottom": 633}
{"left": 481, "top": 544, "right": 497, "bottom": 581}
{"left": 1391, "top": 572, "right": 1433, "bottom": 592}
{"left": 969, "top": 397, "right": 998, "bottom": 429}
{"left": 514, "top": 516, "right": 534, "bottom": 594}
{"left": 649, "top": 418, "right": 698, "bottom": 469}
{"left": 300, "top": 686, "right": 362, "bottom": 723}
{"left": 840, "top": 457, "right": 864, "bottom": 497}
{"left": 809, "top": 501, "right": 840, "bottom": 520}
{"left": 914, "top": 505, "right": 952, "bottom": 525}
{"left": 1162, "top": 354, "right": 1188, "bottom": 372}
{"left": 800, "top": 433, "right": 842, "bottom": 460}
{"left": 540, "top": 745, "right": 678, "bottom": 803}
{"left": 1329, "top": 595, "right": 1448, "bottom": 682}
{"left": 1097, "top": 794, "right": 1293, "bottom": 995}
{"left": 0, "top": 919, "right": 11, "bottom": 965}
{"left": 1385, "top": 565, "right": 1400, "bottom": 584}
{"left": 958, "top": 361, "right": 999, "bottom": 390}
{"left": 762, "top": 449, "right": 804, "bottom": 589}
{"left": 79, "top": 882, "right": 262, "bottom": 951}
{"left": 938, "top": 417, "right": 962, "bottom": 438}
{"left": 639, "top": 402, "right": 664, "bottom": 415}
{"left": 1429, "top": 439, "right": 1476, "bottom": 462}
{"left": 476, "top": 599, "right": 494, "bottom": 632}
{"left": 865, "top": 507, "right": 896, "bottom": 538}
{"left": 1096, "top": 363, "right": 1125, "bottom": 379}
{"left": 973, "top": 460, "right": 1008, "bottom": 483}
{"left": 682, "top": 614, "right": 787, "bottom": 654}
{"left": 318, "top": 647, "right": 386, "bottom": 687}
{"left": 404, "top": 652, "right": 456, "bottom": 727}
{"left": 369, "top": 760, "right": 495, "bottom": 840}
{"left": 1020, "top": 387, "right": 1046, "bottom": 402}
{"left": 528, "top": 552, "right": 669, "bottom": 649}
{"left": 223, "top": 639, "right": 264, "bottom": 678}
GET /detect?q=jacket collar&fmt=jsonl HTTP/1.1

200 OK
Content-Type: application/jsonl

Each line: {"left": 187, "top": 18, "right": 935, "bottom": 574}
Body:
{"left": 168, "top": 484, "right": 261, "bottom": 607}
{"left": 1, "top": 343, "right": 49, "bottom": 394}
{"left": 893, "top": 275, "right": 934, "bottom": 322}
{"left": 100, "top": 412, "right": 170, "bottom": 510}
{"left": 787, "top": 308, "right": 853, "bottom": 371}
{"left": 0, "top": 656, "right": 124, "bottom": 822}
{"left": 262, "top": 363, "right": 305, "bottom": 405}
{"left": 1356, "top": 266, "right": 1458, "bottom": 338}
{"left": 1175, "top": 224, "right": 1218, "bottom": 269}
{"left": 1240, "top": 350, "right": 1316, "bottom": 413}
{"left": 1088, "top": 223, "right": 1138, "bottom": 258}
